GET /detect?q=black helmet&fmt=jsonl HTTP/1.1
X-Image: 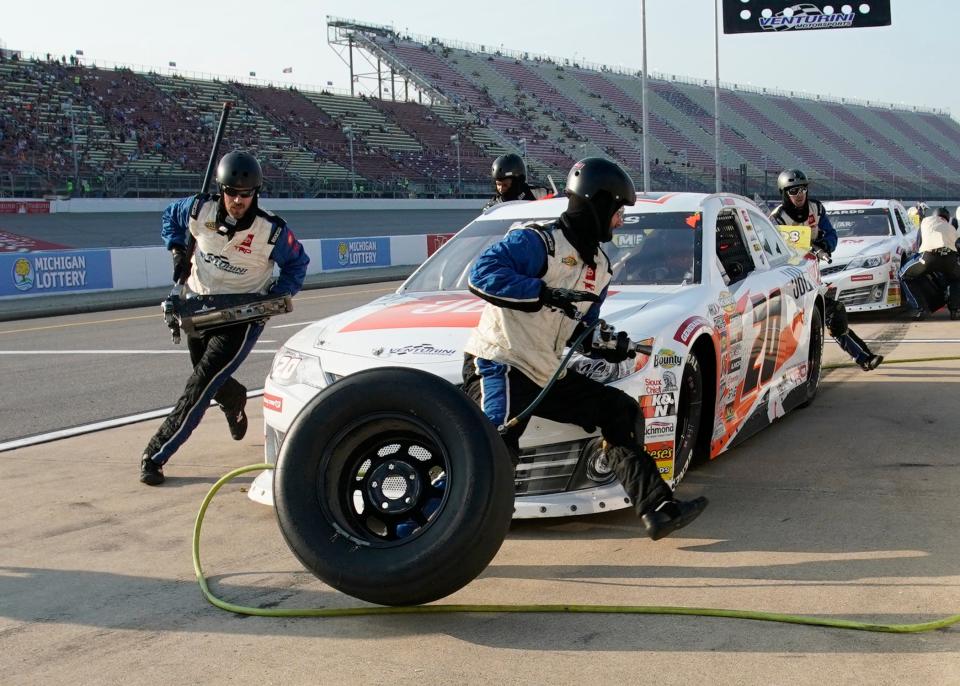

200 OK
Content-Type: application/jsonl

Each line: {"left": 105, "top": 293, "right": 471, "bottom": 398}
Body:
{"left": 777, "top": 169, "right": 808, "bottom": 193}
{"left": 935, "top": 206, "right": 951, "bottom": 221}
{"left": 491, "top": 153, "right": 526, "bottom": 182}
{"left": 565, "top": 157, "right": 636, "bottom": 207}
{"left": 216, "top": 151, "right": 263, "bottom": 190}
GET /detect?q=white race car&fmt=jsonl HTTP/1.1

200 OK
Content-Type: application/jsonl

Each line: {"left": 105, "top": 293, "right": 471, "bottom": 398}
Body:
{"left": 253, "top": 192, "right": 826, "bottom": 519}
{"left": 822, "top": 199, "right": 916, "bottom": 312}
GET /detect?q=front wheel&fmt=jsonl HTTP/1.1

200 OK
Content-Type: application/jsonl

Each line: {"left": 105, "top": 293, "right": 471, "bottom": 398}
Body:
{"left": 273, "top": 367, "right": 515, "bottom": 606}
{"left": 798, "top": 306, "right": 824, "bottom": 408}
{"left": 668, "top": 352, "right": 703, "bottom": 488}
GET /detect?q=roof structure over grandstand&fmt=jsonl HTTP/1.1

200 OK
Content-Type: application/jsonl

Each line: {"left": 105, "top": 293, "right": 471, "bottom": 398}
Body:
{"left": 0, "top": 17, "right": 958, "bottom": 201}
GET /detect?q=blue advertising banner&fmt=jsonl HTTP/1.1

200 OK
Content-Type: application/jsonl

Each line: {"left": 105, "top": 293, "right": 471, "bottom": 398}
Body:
{"left": 320, "top": 237, "right": 391, "bottom": 271}
{"left": 1, "top": 249, "right": 113, "bottom": 296}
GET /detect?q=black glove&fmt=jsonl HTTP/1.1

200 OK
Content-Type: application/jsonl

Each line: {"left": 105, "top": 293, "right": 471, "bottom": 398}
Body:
{"left": 588, "top": 320, "right": 636, "bottom": 363}
{"left": 539, "top": 284, "right": 599, "bottom": 319}
{"left": 171, "top": 246, "right": 191, "bottom": 284}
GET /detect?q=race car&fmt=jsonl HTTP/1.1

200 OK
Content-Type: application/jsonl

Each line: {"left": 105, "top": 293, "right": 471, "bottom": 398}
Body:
{"left": 821, "top": 199, "right": 916, "bottom": 312}
{"left": 252, "top": 192, "right": 826, "bottom": 520}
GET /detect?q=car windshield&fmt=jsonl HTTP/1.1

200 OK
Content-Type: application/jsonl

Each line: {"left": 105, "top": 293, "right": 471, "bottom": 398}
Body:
{"left": 400, "top": 212, "right": 702, "bottom": 293}
{"left": 827, "top": 208, "right": 892, "bottom": 237}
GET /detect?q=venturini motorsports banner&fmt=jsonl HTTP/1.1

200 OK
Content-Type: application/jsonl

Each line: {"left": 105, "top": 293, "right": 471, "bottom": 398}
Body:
{"left": 723, "top": 1, "right": 891, "bottom": 35}
{"left": 1, "top": 249, "right": 113, "bottom": 297}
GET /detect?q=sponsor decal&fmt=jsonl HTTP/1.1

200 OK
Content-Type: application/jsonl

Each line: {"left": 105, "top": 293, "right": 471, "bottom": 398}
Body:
{"left": 662, "top": 371, "right": 678, "bottom": 392}
{"left": 724, "top": 402, "right": 735, "bottom": 423}
{"left": 561, "top": 255, "right": 577, "bottom": 266}
{"left": 850, "top": 274, "right": 874, "bottom": 282}
{"left": 262, "top": 393, "right": 283, "bottom": 412}
{"left": 640, "top": 392, "right": 677, "bottom": 418}
{"left": 722, "top": 198, "right": 737, "bottom": 206}
{"left": 583, "top": 266, "right": 596, "bottom": 291}
{"left": 785, "top": 266, "right": 815, "bottom": 299}
{"left": 321, "top": 237, "right": 391, "bottom": 270}
{"left": 3, "top": 250, "right": 113, "bottom": 296}
{"left": 728, "top": 356, "right": 743, "bottom": 373}
{"left": 644, "top": 419, "right": 676, "bottom": 438}
{"left": 644, "top": 378, "right": 663, "bottom": 394}
{"left": 613, "top": 233, "right": 642, "bottom": 247}
{"left": 645, "top": 440, "right": 674, "bottom": 471}
{"left": 339, "top": 295, "right": 486, "bottom": 332}
{"left": 204, "top": 220, "right": 217, "bottom": 230}
{"left": 707, "top": 303, "right": 720, "bottom": 316}
{"left": 387, "top": 343, "right": 457, "bottom": 357}
{"left": 718, "top": 290, "right": 736, "bottom": 313}
{"left": 427, "top": 233, "right": 455, "bottom": 256}
{"left": 199, "top": 250, "right": 247, "bottom": 275}
{"left": 654, "top": 348, "right": 681, "bottom": 369}
{"left": 739, "top": 208, "right": 750, "bottom": 224}
{"left": 235, "top": 233, "right": 255, "bottom": 254}
{"left": 684, "top": 213, "right": 701, "bottom": 228}
{"left": 674, "top": 316, "right": 708, "bottom": 345}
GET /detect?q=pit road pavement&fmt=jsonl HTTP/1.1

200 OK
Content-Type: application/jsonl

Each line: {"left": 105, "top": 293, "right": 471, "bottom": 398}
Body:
{"left": 0, "top": 305, "right": 957, "bottom": 684}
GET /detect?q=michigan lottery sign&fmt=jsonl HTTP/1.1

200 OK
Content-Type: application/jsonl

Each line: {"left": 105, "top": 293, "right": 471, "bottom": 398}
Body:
{"left": 2, "top": 250, "right": 113, "bottom": 296}
{"left": 722, "top": 1, "right": 891, "bottom": 34}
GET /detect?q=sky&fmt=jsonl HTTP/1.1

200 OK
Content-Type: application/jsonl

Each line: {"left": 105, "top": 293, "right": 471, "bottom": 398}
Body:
{"left": 2, "top": 1, "right": 955, "bottom": 118}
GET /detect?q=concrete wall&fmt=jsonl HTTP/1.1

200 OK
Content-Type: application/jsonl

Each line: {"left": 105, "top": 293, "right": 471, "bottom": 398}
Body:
{"left": 48, "top": 198, "right": 485, "bottom": 213}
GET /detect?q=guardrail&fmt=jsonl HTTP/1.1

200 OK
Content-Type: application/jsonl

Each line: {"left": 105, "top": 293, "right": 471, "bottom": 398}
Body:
{"left": 0, "top": 232, "right": 455, "bottom": 300}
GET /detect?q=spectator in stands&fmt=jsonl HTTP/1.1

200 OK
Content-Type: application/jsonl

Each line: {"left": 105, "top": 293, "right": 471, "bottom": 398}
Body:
{"left": 484, "top": 153, "right": 547, "bottom": 209}
{"left": 770, "top": 168, "right": 883, "bottom": 371}
{"left": 139, "top": 151, "right": 309, "bottom": 486}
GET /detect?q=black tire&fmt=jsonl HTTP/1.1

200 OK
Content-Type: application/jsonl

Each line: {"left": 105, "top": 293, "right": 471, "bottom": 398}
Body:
{"left": 273, "top": 367, "right": 514, "bottom": 606}
{"left": 798, "top": 305, "right": 824, "bottom": 408}
{"left": 669, "top": 352, "right": 703, "bottom": 487}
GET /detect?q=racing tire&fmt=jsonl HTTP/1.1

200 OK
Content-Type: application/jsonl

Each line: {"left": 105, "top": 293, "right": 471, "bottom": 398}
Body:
{"left": 798, "top": 306, "right": 824, "bottom": 408}
{"left": 273, "top": 367, "right": 515, "bottom": 606}
{"left": 669, "top": 352, "right": 703, "bottom": 487}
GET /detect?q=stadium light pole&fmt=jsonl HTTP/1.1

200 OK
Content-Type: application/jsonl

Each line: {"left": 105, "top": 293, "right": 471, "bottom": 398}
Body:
{"left": 343, "top": 125, "right": 356, "bottom": 198}
{"left": 450, "top": 133, "right": 461, "bottom": 196}
{"left": 713, "top": 0, "right": 722, "bottom": 192}
{"left": 63, "top": 100, "right": 80, "bottom": 196}
{"left": 640, "top": 0, "right": 650, "bottom": 192}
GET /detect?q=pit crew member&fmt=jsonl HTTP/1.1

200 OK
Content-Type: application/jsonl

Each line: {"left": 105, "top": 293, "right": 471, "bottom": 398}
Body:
{"left": 484, "top": 153, "right": 547, "bottom": 209}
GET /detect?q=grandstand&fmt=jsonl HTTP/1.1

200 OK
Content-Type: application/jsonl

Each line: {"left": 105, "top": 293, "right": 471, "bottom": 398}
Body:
{"left": 1, "top": 18, "right": 958, "bottom": 200}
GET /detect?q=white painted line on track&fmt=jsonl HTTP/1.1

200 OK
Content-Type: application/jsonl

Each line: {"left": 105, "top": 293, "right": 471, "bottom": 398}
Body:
{"left": 0, "top": 389, "right": 265, "bottom": 453}
{"left": 829, "top": 338, "right": 960, "bottom": 344}
{"left": 0, "top": 349, "right": 279, "bottom": 354}
{"left": 269, "top": 320, "right": 317, "bottom": 329}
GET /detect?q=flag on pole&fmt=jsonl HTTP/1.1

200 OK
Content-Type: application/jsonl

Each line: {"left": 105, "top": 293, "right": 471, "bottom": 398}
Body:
{"left": 282, "top": 67, "right": 293, "bottom": 74}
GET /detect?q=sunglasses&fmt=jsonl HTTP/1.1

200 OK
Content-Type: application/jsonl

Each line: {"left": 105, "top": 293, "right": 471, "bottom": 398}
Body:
{"left": 221, "top": 186, "right": 256, "bottom": 198}
{"left": 786, "top": 186, "right": 807, "bottom": 196}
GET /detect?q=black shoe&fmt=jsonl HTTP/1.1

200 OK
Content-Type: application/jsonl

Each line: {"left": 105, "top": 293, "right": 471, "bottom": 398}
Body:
{"left": 140, "top": 455, "right": 165, "bottom": 486}
{"left": 858, "top": 354, "right": 884, "bottom": 372}
{"left": 912, "top": 308, "right": 930, "bottom": 321}
{"left": 226, "top": 399, "right": 248, "bottom": 441}
{"left": 951, "top": 310, "right": 960, "bottom": 321}
{"left": 641, "top": 497, "right": 708, "bottom": 541}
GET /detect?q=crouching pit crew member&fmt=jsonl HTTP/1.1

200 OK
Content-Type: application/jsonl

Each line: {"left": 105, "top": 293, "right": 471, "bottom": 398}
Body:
{"left": 140, "top": 151, "right": 309, "bottom": 486}
{"left": 463, "top": 157, "right": 708, "bottom": 540}
{"left": 901, "top": 206, "right": 960, "bottom": 320}
{"left": 770, "top": 168, "right": 883, "bottom": 371}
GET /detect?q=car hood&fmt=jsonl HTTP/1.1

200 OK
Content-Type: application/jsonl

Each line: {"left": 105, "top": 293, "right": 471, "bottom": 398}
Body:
{"left": 284, "top": 288, "right": 685, "bottom": 367}
{"left": 832, "top": 236, "right": 900, "bottom": 260}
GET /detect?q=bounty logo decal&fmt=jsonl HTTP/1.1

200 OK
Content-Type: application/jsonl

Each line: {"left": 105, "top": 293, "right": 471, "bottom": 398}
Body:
{"left": 654, "top": 348, "right": 681, "bottom": 369}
